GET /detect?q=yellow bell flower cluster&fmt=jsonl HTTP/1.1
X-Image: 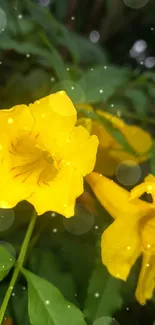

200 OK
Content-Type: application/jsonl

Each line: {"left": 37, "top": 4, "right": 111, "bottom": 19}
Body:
{"left": 79, "top": 104, "right": 155, "bottom": 305}
{"left": 1, "top": 92, "right": 154, "bottom": 306}
{"left": 86, "top": 172, "right": 155, "bottom": 305}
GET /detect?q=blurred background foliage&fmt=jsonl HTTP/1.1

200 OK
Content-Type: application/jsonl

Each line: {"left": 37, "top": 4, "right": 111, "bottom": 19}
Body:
{"left": 1, "top": 1, "right": 155, "bottom": 325}
{"left": 0, "top": 0, "right": 155, "bottom": 123}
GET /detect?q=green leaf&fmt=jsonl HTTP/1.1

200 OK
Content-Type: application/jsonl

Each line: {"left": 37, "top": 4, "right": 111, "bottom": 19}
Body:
{"left": 26, "top": 0, "right": 107, "bottom": 65}
{"left": 58, "top": 31, "right": 108, "bottom": 65}
{"left": 61, "top": 236, "right": 96, "bottom": 305}
{"left": 78, "top": 66, "right": 131, "bottom": 104}
{"left": 124, "top": 89, "right": 148, "bottom": 118}
{"left": 0, "top": 35, "right": 68, "bottom": 80}
{"left": 25, "top": 69, "right": 51, "bottom": 101}
{"left": 22, "top": 268, "right": 87, "bottom": 325}
{"left": 84, "top": 264, "right": 123, "bottom": 323}
{"left": 11, "top": 285, "right": 30, "bottom": 325}
{"left": 55, "top": 0, "right": 68, "bottom": 20}
{"left": 148, "top": 85, "right": 155, "bottom": 99}
{"left": 1, "top": 69, "right": 51, "bottom": 107}
{"left": 52, "top": 80, "right": 85, "bottom": 104}
{"left": 0, "top": 245, "right": 15, "bottom": 281}
{"left": 28, "top": 248, "right": 77, "bottom": 304}
{"left": 150, "top": 140, "right": 155, "bottom": 176}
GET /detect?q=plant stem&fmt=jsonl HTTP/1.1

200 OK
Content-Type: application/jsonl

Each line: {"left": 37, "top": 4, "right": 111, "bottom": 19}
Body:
{"left": 121, "top": 112, "right": 155, "bottom": 124}
{"left": 0, "top": 210, "right": 37, "bottom": 325}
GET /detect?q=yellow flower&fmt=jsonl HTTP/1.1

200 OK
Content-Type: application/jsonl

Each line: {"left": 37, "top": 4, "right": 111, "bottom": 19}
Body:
{"left": 130, "top": 173, "right": 155, "bottom": 203}
{"left": 86, "top": 172, "right": 155, "bottom": 305}
{"left": 0, "top": 91, "right": 98, "bottom": 217}
{"left": 77, "top": 105, "right": 152, "bottom": 176}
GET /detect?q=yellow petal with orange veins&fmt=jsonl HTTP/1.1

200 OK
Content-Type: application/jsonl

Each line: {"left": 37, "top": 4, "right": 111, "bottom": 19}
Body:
{"left": 85, "top": 172, "right": 148, "bottom": 220}
{"left": 62, "top": 126, "right": 99, "bottom": 176}
{"left": 29, "top": 91, "right": 77, "bottom": 151}
{"left": 101, "top": 217, "right": 141, "bottom": 280}
{"left": 0, "top": 104, "right": 34, "bottom": 143}
{"left": 136, "top": 253, "right": 155, "bottom": 305}
{"left": 0, "top": 93, "right": 98, "bottom": 216}
{"left": 27, "top": 165, "right": 83, "bottom": 217}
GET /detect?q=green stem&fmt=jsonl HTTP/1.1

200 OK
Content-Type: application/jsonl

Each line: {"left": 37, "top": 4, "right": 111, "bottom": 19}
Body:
{"left": 0, "top": 210, "right": 37, "bottom": 324}
{"left": 121, "top": 112, "right": 155, "bottom": 124}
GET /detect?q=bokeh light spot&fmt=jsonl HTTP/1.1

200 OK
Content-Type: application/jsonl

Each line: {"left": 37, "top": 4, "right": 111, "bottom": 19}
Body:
{"left": 93, "top": 316, "right": 120, "bottom": 325}
{"left": 123, "top": 0, "right": 149, "bottom": 9}
{"left": 63, "top": 204, "right": 94, "bottom": 235}
{"left": 0, "top": 8, "right": 7, "bottom": 33}
{"left": 0, "top": 209, "right": 14, "bottom": 232}
{"left": 116, "top": 160, "right": 141, "bottom": 186}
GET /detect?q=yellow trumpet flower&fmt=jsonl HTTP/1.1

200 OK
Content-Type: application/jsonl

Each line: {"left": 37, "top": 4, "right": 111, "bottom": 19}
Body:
{"left": 86, "top": 172, "right": 155, "bottom": 305}
{"left": 0, "top": 92, "right": 98, "bottom": 217}
{"left": 78, "top": 105, "right": 152, "bottom": 176}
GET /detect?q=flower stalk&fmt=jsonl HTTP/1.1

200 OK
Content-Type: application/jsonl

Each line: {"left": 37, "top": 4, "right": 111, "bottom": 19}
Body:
{"left": 0, "top": 210, "right": 37, "bottom": 324}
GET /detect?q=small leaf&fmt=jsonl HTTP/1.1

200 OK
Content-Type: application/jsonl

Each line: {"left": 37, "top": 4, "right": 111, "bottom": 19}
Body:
{"left": 22, "top": 269, "right": 87, "bottom": 325}
{"left": 124, "top": 89, "right": 148, "bottom": 118}
{"left": 0, "top": 36, "right": 68, "bottom": 80}
{"left": 84, "top": 264, "right": 123, "bottom": 323}
{"left": 0, "top": 245, "right": 15, "bottom": 281}
{"left": 52, "top": 80, "right": 85, "bottom": 104}
{"left": 58, "top": 31, "right": 108, "bottom": 65}
{"left": 26, "top": 0, "right": 107, "bottom": 65}
{"left": 150, "top": 140, "right": 155, "bottom": 175}
{"left": 78, "top": 66, "right": 131, "bottom": 104}
{"left": 11, "top": 285, "right": 30, "bottom": 325}
{"left": 28, "top": 248, "right": 77, "bottom": 304}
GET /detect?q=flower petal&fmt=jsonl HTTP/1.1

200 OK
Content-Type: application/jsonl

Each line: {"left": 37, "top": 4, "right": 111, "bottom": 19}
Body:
{"left": 27, "top": 165, "right": 83, "bottom": 217}
{"left": 91, "top": 120, "right": 114, "bottom": 149}
{"left": 62, "top": 126, "right": 99, "bottom": 176}
{"left": 86, "top": 172, "right": 149, "bottom": 219}
{"left": 101, "top": 216, "right": 141, "bottom": 280}
{"left": 122, "top": 125, "right": 152, "bottom": 155}
{"left": 136, "top": 253, "right": 155, "bottom": 304}
{"left": 0, "top": 104, "right": 34, "bottom": 133}
{"left": 0, "top": 181, "right": 31, "bottom": 209}
{"left": 97, "top": 109, "right": 152, "bottom": 157}
{"left": 130, "top": 182, "right": 155, "bottom": 200}
{"left": 0, "top": 105, "right": 35, "bottom": 191}
{"left": 76, "top": 117, "right": 92, "bottom": 133}
{"left": 97, "top": 110, "right": 125, "bottom": 129}
{"left": 29, "top": 91, "right": 77, "bottom": 152}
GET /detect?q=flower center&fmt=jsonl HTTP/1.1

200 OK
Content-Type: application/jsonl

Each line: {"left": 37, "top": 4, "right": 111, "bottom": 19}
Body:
{"left": 9, "top": 133, "right": 58, "bottom": 186}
